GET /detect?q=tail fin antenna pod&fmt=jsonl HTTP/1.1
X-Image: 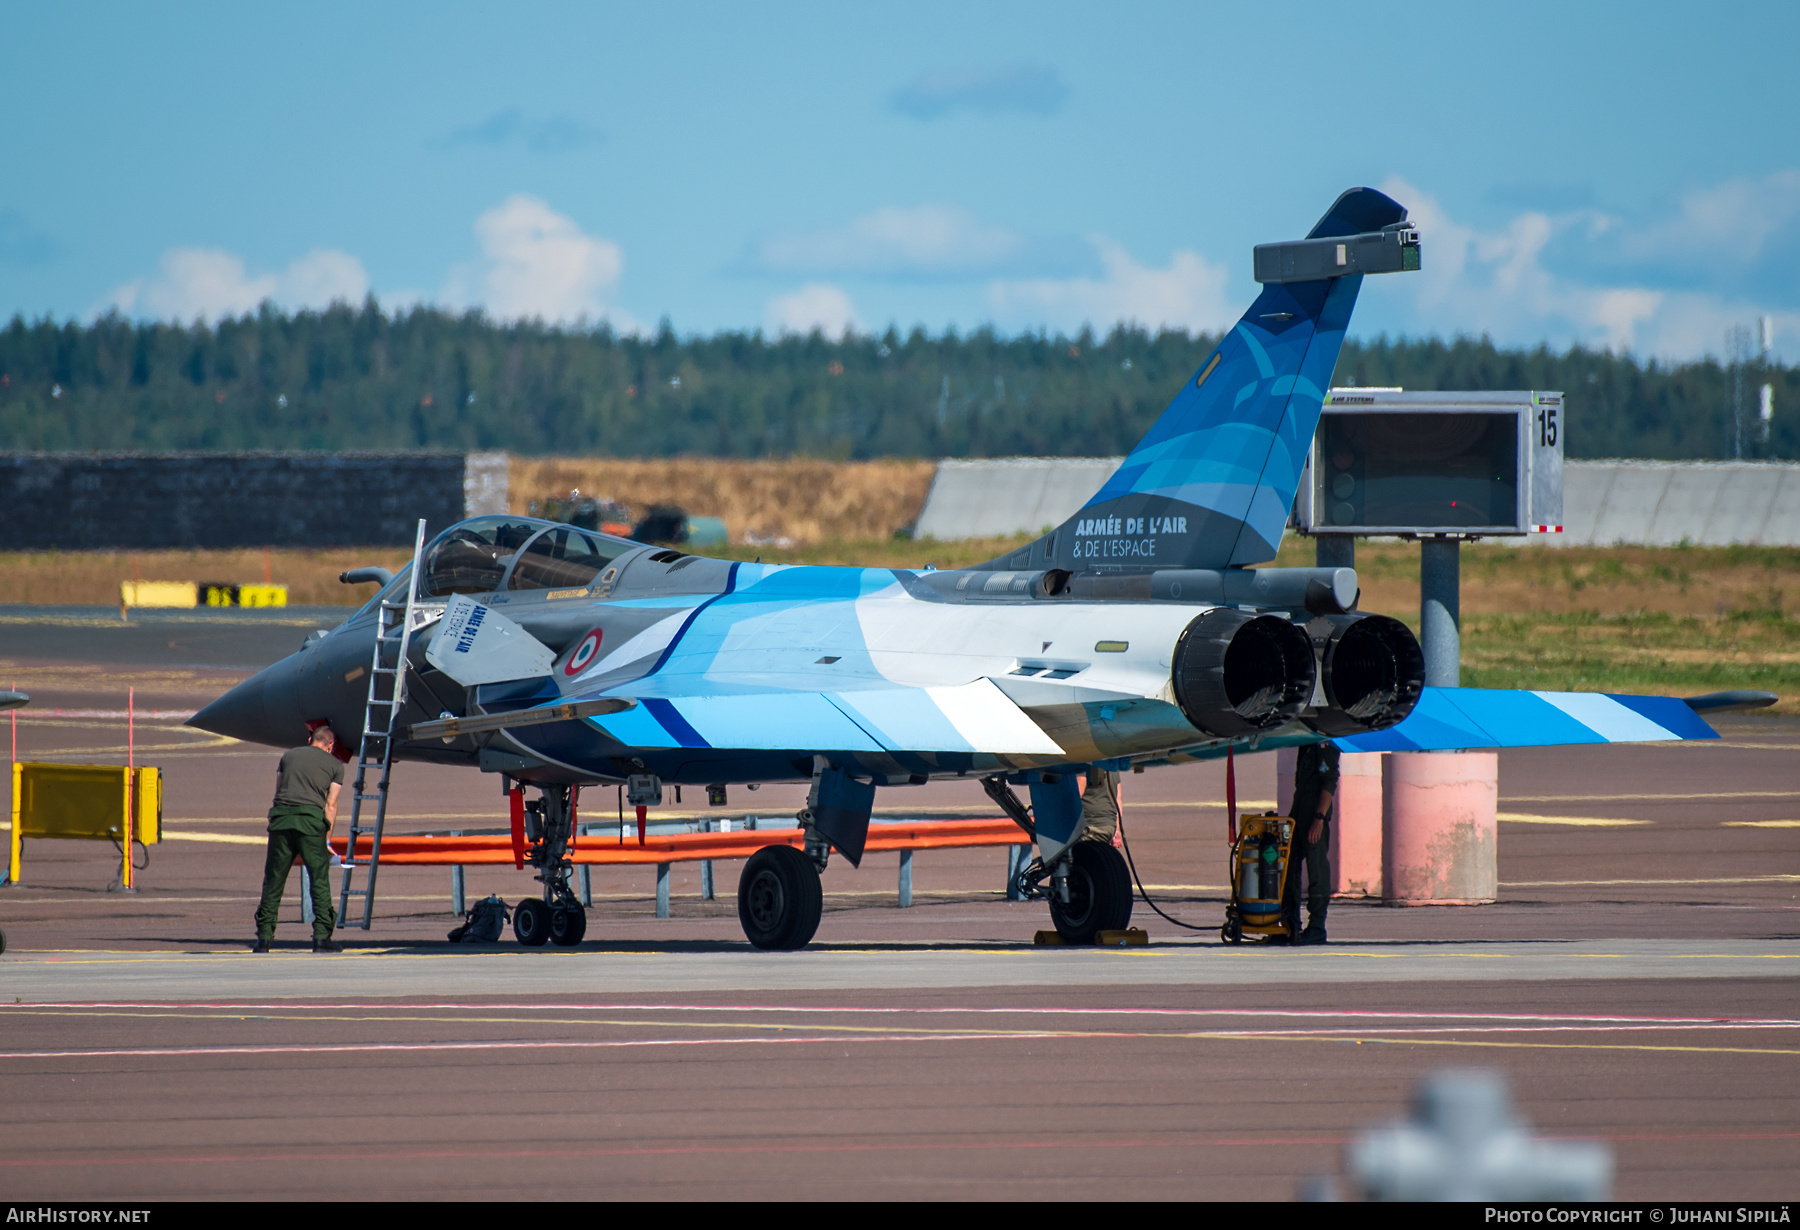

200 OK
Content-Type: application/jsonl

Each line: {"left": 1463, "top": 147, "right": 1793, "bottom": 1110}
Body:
{"left": 1003, "top": 188, "right": 1415, "bottom": 574}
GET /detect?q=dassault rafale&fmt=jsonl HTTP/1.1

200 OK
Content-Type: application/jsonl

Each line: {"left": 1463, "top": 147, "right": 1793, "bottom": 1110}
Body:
{"left": 190, "top": 188, "right": 1736, "bottom": 951}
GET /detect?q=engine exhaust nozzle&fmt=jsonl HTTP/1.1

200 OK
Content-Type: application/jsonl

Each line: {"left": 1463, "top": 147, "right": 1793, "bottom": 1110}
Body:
{"left": 1171, "top": 609, "right": 1316, "bottom": 738}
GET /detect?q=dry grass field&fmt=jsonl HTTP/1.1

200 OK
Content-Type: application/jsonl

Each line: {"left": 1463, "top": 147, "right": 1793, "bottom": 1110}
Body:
{"left": 1, "top": 455, "right": 1793, "bottom": 711}
{"left": 508, "top": 456, "right": 938, "bottom": 545}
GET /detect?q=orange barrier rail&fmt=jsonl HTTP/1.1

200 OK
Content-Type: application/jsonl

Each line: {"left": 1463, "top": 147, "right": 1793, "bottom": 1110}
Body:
{"left": 330, "top": 817, "right": 1027, "bottom": 867}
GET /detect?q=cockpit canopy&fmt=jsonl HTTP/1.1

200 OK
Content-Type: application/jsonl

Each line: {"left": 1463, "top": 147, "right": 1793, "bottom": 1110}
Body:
{"left": 418, "top": 516, "right": 637, "bottom": 597}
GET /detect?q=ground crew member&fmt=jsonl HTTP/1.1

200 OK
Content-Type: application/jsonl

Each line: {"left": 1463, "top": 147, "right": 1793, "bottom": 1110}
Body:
{"left": 1281, "top": 741, "right": 1339, "bottom": 945}
{"left": 253, "top": 721, "right": 343, "bottom": 952}
{"left": 1079, "top": 768, "right": 1121, "bottom": 846}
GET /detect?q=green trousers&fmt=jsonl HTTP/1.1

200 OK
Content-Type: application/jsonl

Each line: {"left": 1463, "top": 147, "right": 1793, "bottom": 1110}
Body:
{"left": 1281, "top": 792, "right": 1332, "bottom": 931}
{"left": 255, "top": 809, "right": 337, "bottom": 943}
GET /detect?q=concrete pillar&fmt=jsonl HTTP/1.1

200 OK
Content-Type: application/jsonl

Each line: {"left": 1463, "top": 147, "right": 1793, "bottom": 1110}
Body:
{"left": 655, "top": 862, "right": 670, "bottom": 918}
{"left": 1278, "top": 747, "right": 1383, "bottom": 899}
{"left": 1382, "top": 751, "right": 1497, "bottom": 905}
{"left": 898, "top": 849, "right": 913, "bottom": 907}
{"left": 1420, "top": 537, "right": 1461, "bottom": 688}
{"left": 1315, "top": 533, "right": 1355, "bottom": 569}
{"left": 1332, "top": 752, "right": 1384, "bottom": 898}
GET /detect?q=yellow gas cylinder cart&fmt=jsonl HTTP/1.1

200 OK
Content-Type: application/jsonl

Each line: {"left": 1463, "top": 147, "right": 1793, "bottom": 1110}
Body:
{"left": 1222, "top": 813, "right": 1294, "bottom": 944}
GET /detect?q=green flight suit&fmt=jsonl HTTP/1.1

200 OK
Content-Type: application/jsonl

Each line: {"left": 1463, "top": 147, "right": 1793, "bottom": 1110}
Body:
{"left": 1281, "top": 742, "right": 1340, "bottom": 933}
{"left": 255, "top": 805, "right": 337, "bottom": 944}
{"left": 255, "top": 743, "right": 344, "bottom": 944}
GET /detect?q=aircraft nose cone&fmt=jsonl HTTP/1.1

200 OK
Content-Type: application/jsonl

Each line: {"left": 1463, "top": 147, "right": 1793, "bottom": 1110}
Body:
{"left": 188, "top": 656, "right": 310, "bottom": 749}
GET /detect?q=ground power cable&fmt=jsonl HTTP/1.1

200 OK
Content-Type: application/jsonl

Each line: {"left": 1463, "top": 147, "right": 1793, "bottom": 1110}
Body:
{"left": 1115, "top": 807, "right": 1212, "bottom": 932}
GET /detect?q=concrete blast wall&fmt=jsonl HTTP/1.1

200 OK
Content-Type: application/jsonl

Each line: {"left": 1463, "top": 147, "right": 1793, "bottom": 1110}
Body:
{"left": 0, "top": 452, "right": 509, "bottom": 549}
{"left": 914, "top": 457, "right": 1800, "bottom": 546}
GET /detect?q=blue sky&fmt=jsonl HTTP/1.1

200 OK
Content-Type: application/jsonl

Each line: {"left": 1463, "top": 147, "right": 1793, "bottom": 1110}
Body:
{"left": 4, "top": 0, "right": 1798, "bottom": 360}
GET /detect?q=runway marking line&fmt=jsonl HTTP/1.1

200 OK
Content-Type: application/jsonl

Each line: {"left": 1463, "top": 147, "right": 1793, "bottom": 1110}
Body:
{"left": 7, "top": 944, "right": 1800, "bottom": 965}
{"left": 6, "top": 1007, "right": 1798, "bottom": 1041}
{"left": 1724, "top": 820, "right": 1800, "bottom": 828}
{"left": 1503, "top": 875, "right": 1800, "bottom": 888}
{"left": 1503, "top": 791, "right": 1799, "bottom": 803}
{"left": 3, "top": 1026, "right": 1800, "bottom": 1063}
{"left": 1496, "top": 814, "right": 1649, "bottom": 827}
{"left": 11, "top": 1002, "right": 1800, "bottom": 1027}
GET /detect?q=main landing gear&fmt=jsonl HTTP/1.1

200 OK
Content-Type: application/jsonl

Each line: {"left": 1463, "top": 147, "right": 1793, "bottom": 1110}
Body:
{"left": 991, "top": 775, "right": 1133, "bottom": 945}
{"left": 1045, "top": 842, "right": 1134, "bottom": 944}
{"left": 737, "top": 843, "right": 823, "bottom": 950}
{"left": 509, "top": 783, "right": 587, "bottom": 948}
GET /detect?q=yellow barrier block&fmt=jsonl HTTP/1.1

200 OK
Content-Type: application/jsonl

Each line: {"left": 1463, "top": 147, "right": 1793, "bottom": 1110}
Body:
{"left": 8, "top": 763, "right": 162, "bottom": 886}
{"left": 237, "top": 584, "right": 287, "bottom": 607}
{"left": 121, "top": 581, "right": 198, "bottom": 608}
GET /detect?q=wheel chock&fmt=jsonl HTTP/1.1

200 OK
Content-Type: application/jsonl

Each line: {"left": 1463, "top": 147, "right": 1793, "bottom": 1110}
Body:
{"left": 1095, "top": 928, "right": 1148, "bottom": 947}
{"left": 1033, "top": 930, "right": 1067, "bottom": 945}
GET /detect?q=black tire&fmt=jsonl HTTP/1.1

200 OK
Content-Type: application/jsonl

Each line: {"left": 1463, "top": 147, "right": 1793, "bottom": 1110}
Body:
{"left": 514, "top": 897, "right": 552, "bottom": 947}
{"left": 737, "top": 845, "right": 823, "bottom": 950}
{"left": 550, "top": 905, "right": 587, "bottom": 947}
{"left": 1048, "top": 841, "right": 1134, "bottom": 944}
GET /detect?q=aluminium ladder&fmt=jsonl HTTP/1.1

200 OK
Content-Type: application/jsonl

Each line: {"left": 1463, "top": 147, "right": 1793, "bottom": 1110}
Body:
{"left": 337, "top": 519, "right": 428, "bottom": 930}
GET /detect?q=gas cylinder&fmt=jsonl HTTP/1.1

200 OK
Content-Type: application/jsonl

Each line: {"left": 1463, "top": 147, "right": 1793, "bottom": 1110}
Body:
{"left": 1238, "top": 840, "right": 1262, "bottom": 900}
{"left": 1258, "top": 838, "right": 1281, "bottom": 899}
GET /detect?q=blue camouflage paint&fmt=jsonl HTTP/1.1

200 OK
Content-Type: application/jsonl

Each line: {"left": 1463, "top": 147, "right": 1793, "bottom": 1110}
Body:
{"left": 1002, "top": 187, "right": 1408, "bottom": 574}
{"left": 1335, "top": 687, "right": 1718, "bottom": 753}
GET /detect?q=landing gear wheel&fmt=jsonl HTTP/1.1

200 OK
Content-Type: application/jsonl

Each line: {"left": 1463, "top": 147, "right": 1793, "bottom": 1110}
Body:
{"left": 513, "top": 897, "right": 551, "bottom": 947}
{"left": 1048, "top": 841, "right": 1134, "bottom": 945}
{"left": 737, "top": 844, "right": 823, "bottom": 950}
{"left": 550, "top": 905, "right": 587, "bottom": 947}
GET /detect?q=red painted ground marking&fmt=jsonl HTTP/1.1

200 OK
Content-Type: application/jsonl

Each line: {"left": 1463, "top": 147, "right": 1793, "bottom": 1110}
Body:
{"left": 5, "top": 1130, "right": 1796, "bottom": 1171}
{"left": 0, "top": 1030, "right": 1106, "bottom": 1062}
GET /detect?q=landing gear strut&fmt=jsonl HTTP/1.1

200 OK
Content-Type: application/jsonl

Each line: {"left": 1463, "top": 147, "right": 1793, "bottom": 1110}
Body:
{"left": 1013, "top": 841, "right": 1135, "bottom": 945}
{"left": 510, "top": 783, "right": 587, "bottom": 948}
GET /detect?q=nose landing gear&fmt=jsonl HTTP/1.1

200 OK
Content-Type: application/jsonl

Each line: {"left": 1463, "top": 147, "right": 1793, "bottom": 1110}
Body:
{"left": 508, "top": 783, "right": 588, "bottom": 948}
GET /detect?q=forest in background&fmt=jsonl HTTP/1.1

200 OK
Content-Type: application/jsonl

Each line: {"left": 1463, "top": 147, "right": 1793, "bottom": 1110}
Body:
{"left": 2, "top": 301, "right": 1793, "bottom": 460}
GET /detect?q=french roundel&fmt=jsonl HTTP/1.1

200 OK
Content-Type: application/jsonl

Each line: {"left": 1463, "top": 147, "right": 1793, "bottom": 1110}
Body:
{"left": 564, "top": 629, "right": 604, "bottom": 676}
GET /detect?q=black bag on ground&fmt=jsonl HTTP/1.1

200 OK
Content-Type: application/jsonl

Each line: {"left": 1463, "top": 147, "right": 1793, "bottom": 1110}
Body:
{"left": 448, "top": 895, "right": 509, "bottom": 943}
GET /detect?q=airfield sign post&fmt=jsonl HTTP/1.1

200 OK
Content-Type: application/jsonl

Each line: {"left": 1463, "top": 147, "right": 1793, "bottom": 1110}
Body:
{"left": 1294, "top": 388, "right": 1565, "bottom": 901}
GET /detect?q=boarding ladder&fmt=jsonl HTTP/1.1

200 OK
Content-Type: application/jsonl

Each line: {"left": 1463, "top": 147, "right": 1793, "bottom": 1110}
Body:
{"left": 337, "top": 519, "right": 428, "bottom": 930}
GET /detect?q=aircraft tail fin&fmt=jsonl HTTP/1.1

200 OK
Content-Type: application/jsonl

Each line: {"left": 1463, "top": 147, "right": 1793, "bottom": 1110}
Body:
{"left": 996, "top": 188, "right": 1417, "bottom": 574}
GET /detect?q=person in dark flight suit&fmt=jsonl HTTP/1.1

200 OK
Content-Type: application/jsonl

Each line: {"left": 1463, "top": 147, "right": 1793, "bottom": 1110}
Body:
{"left": 1281, "top": 741, "right": 1339, "bottom": 945}
{"left": 252, "top": 722, "right": 344, "bottom": 952}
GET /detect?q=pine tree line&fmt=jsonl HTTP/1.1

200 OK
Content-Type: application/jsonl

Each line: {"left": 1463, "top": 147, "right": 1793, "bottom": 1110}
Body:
{"left": 2, "top": 300, "right": 1792, "bottom": 460}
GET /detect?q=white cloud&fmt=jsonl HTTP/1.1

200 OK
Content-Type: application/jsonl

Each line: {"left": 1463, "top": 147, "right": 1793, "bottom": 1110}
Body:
{"left": 1621, "top": 169, "right": 1800, "bottom": 268}
{"left": 1376, "top": 176, "right": 1800, "bottom": 360}
{"left": 985, "top": 237, "right": 1234, "bottom": 335}
{"left": 444, "top": 194, "right": 630, "bottom": 325}
{"left": 753, "top": 205, "right": 1025, "bottom": 276}
{"left": 105, "top": 247, "right": 368, "bottom": 321}
{"left": 764, "top": 283, "right": 860, "bottom": 338}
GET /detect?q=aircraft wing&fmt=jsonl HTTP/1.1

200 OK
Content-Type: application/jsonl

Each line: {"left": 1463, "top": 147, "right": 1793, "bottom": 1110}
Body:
{"left": 574, "top": 678, "right": 1066, "bottom": 756}
{"left": 1332, "top": 686, "right": 1718, "bottom": 753}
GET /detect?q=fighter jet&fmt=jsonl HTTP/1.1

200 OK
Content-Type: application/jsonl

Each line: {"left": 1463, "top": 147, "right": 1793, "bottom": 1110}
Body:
{"left": 190, "top": 188, "right": 1736, "bottom": 951}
